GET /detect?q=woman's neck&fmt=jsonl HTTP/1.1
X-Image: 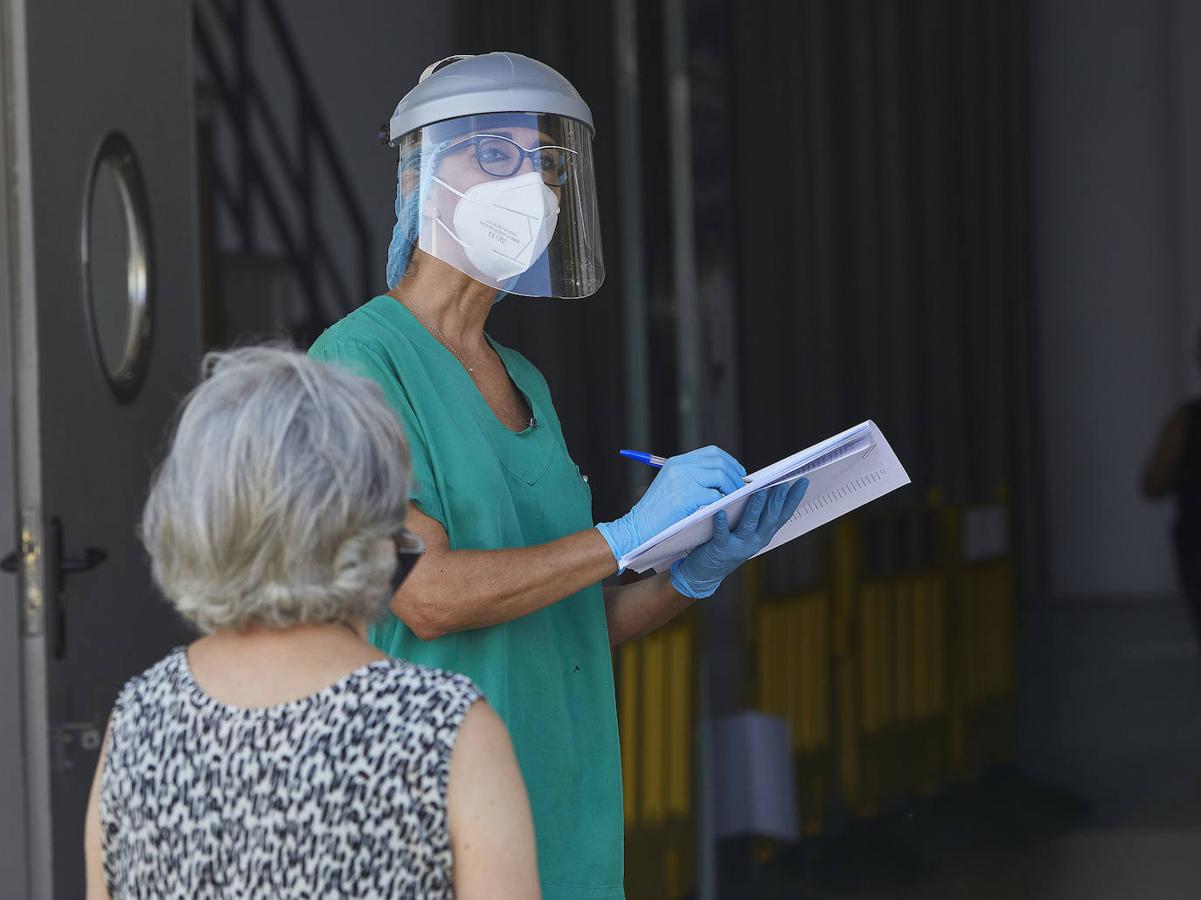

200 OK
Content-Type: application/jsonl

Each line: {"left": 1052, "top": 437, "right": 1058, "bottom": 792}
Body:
{"left": 186, "top": 619, "right": 384, "bottom": 709}
{"left": 388, "top": 253, "right": 498, "bottom": 352}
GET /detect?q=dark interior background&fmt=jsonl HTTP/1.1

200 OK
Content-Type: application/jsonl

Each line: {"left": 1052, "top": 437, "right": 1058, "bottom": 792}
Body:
{"left": 183, "top": 0, "right": 1201, "bottom": 895}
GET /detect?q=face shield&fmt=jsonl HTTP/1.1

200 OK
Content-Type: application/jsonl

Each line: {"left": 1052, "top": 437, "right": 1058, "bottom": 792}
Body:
{"left": 388, "top": 111, "right": 604, "bottom": 299}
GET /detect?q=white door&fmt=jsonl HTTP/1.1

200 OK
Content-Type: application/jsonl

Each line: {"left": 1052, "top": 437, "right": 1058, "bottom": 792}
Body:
{"left": 0, "top": 0, "right": 202, "bottom": 895}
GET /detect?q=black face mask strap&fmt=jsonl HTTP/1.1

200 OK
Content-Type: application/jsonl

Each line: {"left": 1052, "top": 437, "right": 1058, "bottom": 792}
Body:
{"left": 390, "top": 549, "right": 421, "bottom": 594}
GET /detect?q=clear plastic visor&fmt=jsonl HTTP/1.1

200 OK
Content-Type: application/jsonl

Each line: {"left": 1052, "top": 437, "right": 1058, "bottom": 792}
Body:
{"left": 397, "top": 112, "right": 604, "bottom": 299}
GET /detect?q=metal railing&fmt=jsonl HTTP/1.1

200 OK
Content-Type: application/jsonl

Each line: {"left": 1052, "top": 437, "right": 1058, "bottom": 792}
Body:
{"left": 193, "top": 0, "right": 371, "bottom": 334}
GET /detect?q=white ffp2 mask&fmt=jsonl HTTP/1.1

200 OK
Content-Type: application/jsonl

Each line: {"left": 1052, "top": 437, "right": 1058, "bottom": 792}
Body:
{"left": 432, "top": 171, "right": 560, "bottom": 282}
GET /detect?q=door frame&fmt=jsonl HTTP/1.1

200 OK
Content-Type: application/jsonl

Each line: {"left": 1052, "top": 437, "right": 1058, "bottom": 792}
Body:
{"left": 1, "top": 0, "right": 57, "bottom": 895}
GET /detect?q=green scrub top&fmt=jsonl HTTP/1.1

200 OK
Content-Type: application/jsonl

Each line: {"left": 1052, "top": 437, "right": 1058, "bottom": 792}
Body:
{"left": 310, "top": 296, "right": 624, "bottom": 900}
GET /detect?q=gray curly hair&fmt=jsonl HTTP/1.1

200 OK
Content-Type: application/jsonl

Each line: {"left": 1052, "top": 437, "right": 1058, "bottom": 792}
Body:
{"left": 141, "top": 345, "right": 412, "bottom": 633}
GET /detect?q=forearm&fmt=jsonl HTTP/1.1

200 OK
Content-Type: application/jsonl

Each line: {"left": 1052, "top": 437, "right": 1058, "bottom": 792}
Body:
{"left": 395, "top": 528, "right": 616, "bottom": 639}
{"left": 603, "top": 573, "right": 695, "bottom": 647}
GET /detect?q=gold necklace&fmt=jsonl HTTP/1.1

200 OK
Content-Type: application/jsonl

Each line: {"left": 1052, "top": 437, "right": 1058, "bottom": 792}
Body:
{"left": 394, "top": 289, "right": 480, "bottom": 375}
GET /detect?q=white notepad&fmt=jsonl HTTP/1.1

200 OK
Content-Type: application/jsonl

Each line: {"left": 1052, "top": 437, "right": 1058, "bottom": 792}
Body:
{"left": 620, "top": 420, "right": 911, "bottom": 574}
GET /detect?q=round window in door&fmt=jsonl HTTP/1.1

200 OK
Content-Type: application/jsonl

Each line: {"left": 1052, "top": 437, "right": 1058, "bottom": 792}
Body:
{"left": 81, "top": 132, "right": 153, "bottom": 401}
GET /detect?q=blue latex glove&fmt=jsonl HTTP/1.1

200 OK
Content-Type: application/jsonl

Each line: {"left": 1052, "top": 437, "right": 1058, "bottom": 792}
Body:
{"left": 670, "top": 477, "right": 810, "bottom": 599}
{"left": 597, "top": 446, "right": 747, "bottom": 567}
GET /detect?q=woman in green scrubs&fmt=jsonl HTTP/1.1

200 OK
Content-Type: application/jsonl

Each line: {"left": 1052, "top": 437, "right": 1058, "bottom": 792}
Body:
{"left": 311, "top": 53, "right": 806, "bottom": 900}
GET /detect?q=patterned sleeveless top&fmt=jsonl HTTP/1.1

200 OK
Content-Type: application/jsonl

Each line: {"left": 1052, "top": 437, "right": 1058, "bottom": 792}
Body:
{"left": 101, "top": 646, "right": 481, "bottom": 899}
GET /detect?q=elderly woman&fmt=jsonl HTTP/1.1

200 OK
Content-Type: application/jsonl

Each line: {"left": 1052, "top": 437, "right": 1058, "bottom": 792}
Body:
{"left": 310, "top": 53, "right": 807, "bottom": 899}
{"left": 83, "top": 347, "right": 540, "bottom": 899}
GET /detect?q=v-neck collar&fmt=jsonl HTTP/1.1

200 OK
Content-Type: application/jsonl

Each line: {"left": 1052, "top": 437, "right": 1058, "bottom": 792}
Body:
{"left": 367, "top": 296, "right": 554, "bottom": 485}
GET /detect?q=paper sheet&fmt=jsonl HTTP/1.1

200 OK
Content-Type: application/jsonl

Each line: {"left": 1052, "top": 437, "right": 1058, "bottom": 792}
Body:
{"left": 620, "top": 420, "right": 911, "bottom": 574}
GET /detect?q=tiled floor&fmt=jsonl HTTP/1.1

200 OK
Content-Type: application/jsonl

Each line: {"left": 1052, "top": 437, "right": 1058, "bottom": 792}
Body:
{"left": 802, "top": 829, "right": 1201, "bottom": 900}
{"left": 1016, "top": 595, "right": 1201, "bottom": 830}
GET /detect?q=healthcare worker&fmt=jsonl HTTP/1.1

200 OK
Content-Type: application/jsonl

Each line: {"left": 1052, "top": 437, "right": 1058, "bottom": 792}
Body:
{"left": 309, "top": 53, "right": 808, "bottom": 900}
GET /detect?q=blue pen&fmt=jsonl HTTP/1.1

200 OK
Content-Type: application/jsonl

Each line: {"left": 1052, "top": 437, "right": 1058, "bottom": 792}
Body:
{"left": 619, "top": 449, "right": 670, "bottom": 469}
{"left": 620, "top": 449, "right": 754, "bottom": 483}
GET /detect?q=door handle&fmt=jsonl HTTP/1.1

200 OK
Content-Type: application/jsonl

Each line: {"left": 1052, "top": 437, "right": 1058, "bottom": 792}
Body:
{"left": 47, "top": 518, "right": 107, "bottom": 658}
{"left": 60, "top": 546, "right": 108, "bottom": 575}
{"left": 2, "top": 535, "right": 105, "bottom": 575}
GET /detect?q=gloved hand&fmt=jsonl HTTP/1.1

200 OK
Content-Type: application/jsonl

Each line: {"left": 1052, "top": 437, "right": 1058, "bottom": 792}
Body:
{"left": 670, "top": 477, "right": 810, "bottom": 599}
{"left": 597, "top": 446, "right": 747, "bottom": 567}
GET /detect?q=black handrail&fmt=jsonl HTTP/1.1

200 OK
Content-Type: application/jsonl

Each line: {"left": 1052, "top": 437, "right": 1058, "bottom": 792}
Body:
{"left": 193, "top": 0, "right": 373, "bottom": 330}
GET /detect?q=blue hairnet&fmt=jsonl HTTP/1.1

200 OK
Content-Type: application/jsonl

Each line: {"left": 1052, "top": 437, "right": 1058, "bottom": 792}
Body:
{"left": 385, "top": 142, "right": 427, "bottom": 289}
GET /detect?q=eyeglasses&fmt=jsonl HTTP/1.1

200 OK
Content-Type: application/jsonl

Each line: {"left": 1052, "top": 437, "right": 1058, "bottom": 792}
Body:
{"left": 441, "top": 133, "right": 577, "bottom": 186}
{"left": 390, "top": 530, "right": 426, "bottom": 594}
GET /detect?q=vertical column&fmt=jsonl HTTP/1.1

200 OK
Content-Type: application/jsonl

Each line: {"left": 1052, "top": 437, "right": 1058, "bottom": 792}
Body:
{"left": 1031, "top": 0, "right": 1179, "bottom": 595}
{"left": 661, "top": 0, "right": 717, "bottom": 895}
{"left": 613, "top": 0, "right": 653, "bottom": 505}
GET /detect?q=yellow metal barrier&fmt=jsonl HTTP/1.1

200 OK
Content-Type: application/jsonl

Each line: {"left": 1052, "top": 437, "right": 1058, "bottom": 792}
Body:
{"left": 618, "top": 608, "right": 698, "bottom": 900}
{"left": 947, "top": 505, "right": 1015, "bottom": 778}
{"left": 749, "top": 555, "right": 833, "bottom": 834}
{"left": 748, "top": 492, "right": 1012, "bottom": 829}
{"left": 622, "top": 491, "right": 1016, "bottom": 896}
{"left": 906, "top": 570, "right": 950, "bottom": 793}
{"left": 834, "top": 506, "right": 953, "bottom": 817}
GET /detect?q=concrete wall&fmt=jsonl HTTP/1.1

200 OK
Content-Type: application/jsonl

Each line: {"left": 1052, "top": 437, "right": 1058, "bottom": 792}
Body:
{"left": 1175, "top": 0, "right": 1201, "bottom": 396}
{"left": 1032, "top": 0, "right": 1199, "bottom": 598}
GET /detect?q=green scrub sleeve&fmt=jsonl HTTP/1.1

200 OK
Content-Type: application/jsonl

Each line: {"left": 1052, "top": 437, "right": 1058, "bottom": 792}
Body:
{"left": 309, "top": 336, "right": 447, "bottom": 528}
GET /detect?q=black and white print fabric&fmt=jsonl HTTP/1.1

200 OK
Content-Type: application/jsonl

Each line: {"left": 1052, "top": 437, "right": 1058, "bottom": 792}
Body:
{"left": 101, "top": 646, "right": 481, "bottom": 899}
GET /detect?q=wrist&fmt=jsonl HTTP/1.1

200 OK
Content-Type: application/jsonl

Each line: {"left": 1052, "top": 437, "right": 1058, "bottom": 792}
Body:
{"left": 669, "top": 558, "right": 720, "bottom": 600}
{"left": 594, "top": 522, "right": 628, "bottom": 573}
